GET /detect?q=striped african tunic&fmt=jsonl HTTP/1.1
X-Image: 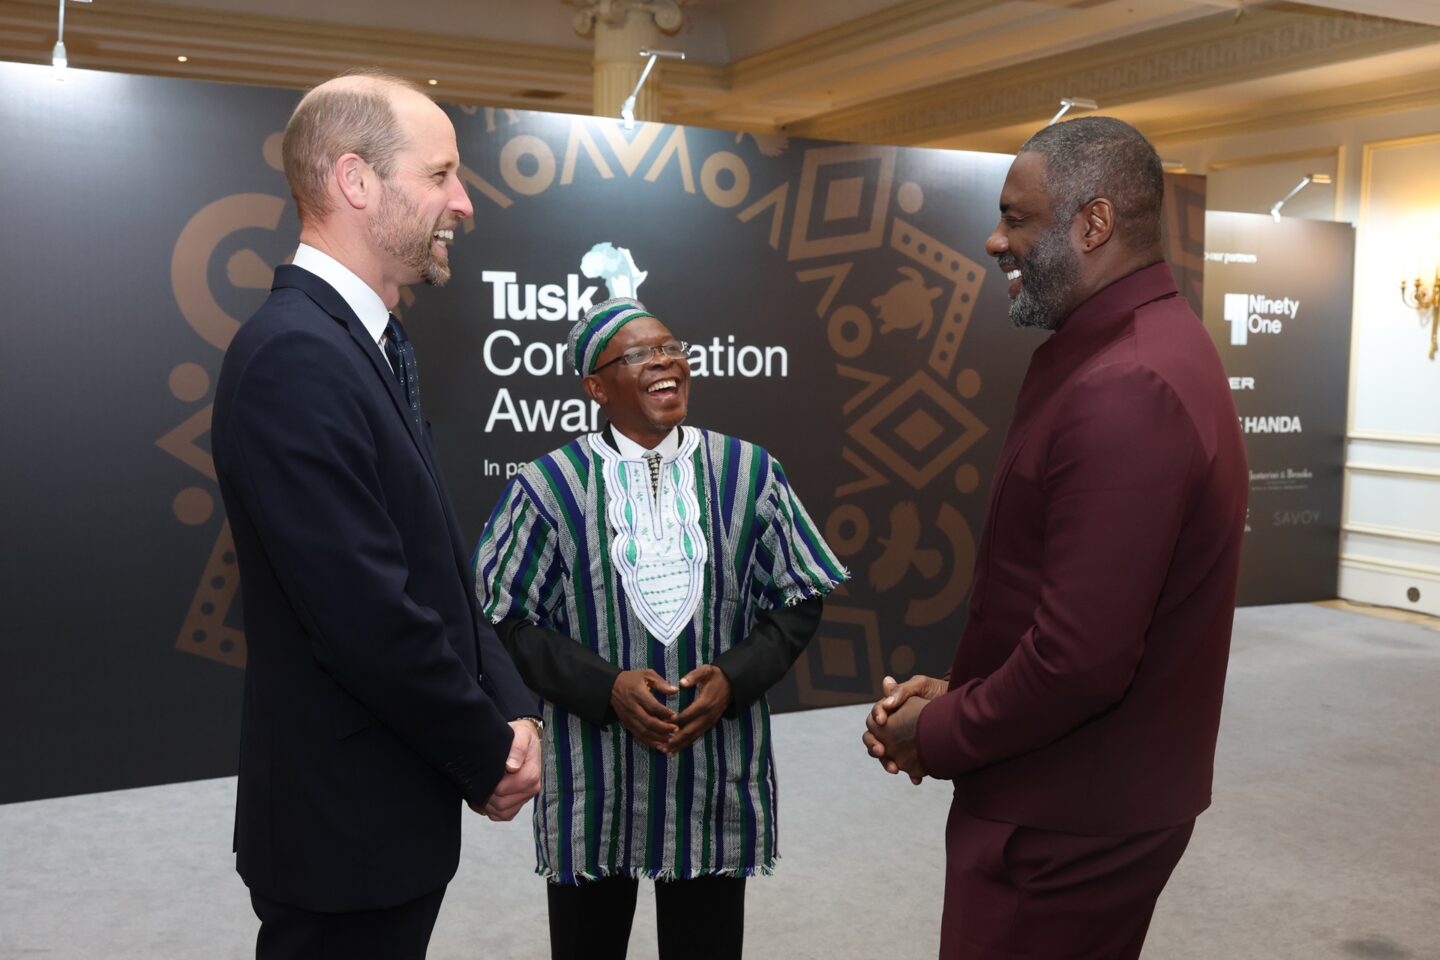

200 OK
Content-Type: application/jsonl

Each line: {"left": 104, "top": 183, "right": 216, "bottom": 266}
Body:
{"left": 475, "top": 426, "right": 847, "bottom": 882}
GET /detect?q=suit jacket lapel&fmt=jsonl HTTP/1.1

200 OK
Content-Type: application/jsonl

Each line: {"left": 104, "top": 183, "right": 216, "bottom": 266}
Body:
{"left": 272, "top": 265, "right": 447, "bottom": 495}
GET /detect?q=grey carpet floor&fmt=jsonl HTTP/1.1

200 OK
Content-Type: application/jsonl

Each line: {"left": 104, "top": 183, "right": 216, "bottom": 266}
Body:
{"left": 1, "top": 604, "right": 1436, "bottom": 959}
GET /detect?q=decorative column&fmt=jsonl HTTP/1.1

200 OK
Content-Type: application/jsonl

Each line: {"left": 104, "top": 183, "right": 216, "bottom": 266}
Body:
{"left": 568, "top": 0, "right": 687, "bottom": 121}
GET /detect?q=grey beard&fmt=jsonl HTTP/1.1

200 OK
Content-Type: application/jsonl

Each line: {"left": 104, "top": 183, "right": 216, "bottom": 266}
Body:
{"left": 372, "top": 184, "right": 451, "bottom": 287}
{"left": 419, "top": 255, "right": 449, "bottom": 287}
{"left": 1008, "top": 221, "right": 1078, "bottom": 331}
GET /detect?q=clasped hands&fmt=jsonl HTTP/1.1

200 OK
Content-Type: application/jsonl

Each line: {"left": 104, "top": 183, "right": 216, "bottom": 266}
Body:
{"left": 610, "top": 665, "right": 731, "bottom": 754}
{"left": 862, "top": 674, "right": 946, "bottom": 785}
{"left": 470, "top": 718, "right": 543, "bottom": 822}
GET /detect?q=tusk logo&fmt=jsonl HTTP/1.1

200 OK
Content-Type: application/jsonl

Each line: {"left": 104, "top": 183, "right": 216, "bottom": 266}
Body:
{"left": 581, "top": 242, "right": 649, "bottom": 299}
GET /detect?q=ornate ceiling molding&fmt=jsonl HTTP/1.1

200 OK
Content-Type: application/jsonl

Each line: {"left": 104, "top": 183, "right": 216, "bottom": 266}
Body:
{"left": 781, "top": 5, "right": 1440, "bottom": 144}
{"left": 0, "top": 0, "right": 599, "bottom": 109}
{"left": 1144, "top": 64, "right": 1440, "bottom": 144}
{"left": 682, "top": 0, "right": 1122, "bottom": 124}
{"left": 0, "top": 0, "right": 727, "bottom": 113}
{"left": 3, "top": 0, "right": 1440, "bottom": 149}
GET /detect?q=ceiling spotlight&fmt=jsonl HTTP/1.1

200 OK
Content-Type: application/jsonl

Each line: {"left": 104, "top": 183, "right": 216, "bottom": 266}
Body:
{"left": 1270, "top": 173, "right": 1333, "bottom": 223}
{"left": 176, "top": 55, "right": 188, "bottom": 62}
{"left": 619, "top": 48, "right": 685, "bottom": 130}
{"left": 427, "top": 78, "right": 438, "bottom": 86}
{"left": 1048, "top": 97, "right": 1098, "bottom": 125}
{"left": 51, "top": 0, "right": 93, "bottom": 74}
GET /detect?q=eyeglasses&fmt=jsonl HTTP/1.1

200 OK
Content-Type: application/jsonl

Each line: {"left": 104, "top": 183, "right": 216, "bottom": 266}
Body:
{"left": 592, "top": 340, "right": 690, "bottom": 373}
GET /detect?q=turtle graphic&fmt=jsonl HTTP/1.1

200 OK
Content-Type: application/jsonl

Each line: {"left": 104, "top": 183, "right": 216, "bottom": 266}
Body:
{"left": 872, "top": 267, "right": 942, "bottom": 338}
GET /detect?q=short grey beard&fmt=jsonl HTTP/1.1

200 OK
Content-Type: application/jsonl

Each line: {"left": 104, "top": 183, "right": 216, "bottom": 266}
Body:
{"left": 371, "top": 182, "right": 451, "bottom": 287}
{"left": 1008, "top": 220, "right": 1079, "bottom": 331}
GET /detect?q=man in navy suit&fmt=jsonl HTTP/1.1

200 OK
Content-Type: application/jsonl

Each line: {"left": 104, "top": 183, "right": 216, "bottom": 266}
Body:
{"left": 864, "top": 117, "right": 1248, "bottom": 958}
{"left": 212, "top": 71, "right": 541, "bottom": 959}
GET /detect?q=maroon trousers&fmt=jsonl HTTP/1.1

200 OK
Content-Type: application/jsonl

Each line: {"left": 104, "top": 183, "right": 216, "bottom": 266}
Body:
{"left": 940, "top": 807, "right": 1194, "bottom": 959}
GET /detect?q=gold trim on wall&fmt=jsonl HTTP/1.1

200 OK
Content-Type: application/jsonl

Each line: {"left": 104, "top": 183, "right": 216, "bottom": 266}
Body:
{"left": 1207, "top": 146, "right": 1341, "bottom": 171}
{"left": 1348, "top": 430, "right": 1440, "bottom": 446}
{"left": 1341, "top": 554, "right": 1440, "bottom": 582}
{"left": 1344, "top": 523, "right": 1440, "bottom": 547}
{"left": 1351, "top": 130, "right": 1440, "bottom": 442}
{"left": 1345, "top": 462, "right": 1440, "bottom": 480}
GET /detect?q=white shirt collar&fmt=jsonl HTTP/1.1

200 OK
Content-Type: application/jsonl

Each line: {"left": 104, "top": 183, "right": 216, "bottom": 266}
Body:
{"left": 610, "top": 425, "right": 682, "bottom": 461}
{"left": 292, "top": 243, "right": 390, "bottom": 348}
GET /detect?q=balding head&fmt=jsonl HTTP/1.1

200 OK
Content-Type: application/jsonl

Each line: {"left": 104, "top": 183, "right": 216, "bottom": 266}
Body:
{"left": 282, "top": 71, "right": 430, "bottom": 225}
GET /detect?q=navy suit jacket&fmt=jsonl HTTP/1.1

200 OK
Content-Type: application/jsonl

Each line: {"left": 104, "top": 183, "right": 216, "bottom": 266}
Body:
{"left": 915, "top": 263, "right": 1248, "bottom": 837}
{"left": 213, "top": 264, "right": 535, "bottom": 912}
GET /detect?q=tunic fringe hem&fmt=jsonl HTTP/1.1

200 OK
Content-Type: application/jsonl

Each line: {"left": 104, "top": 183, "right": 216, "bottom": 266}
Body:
{"left": 538, "top": 857, "right": 779, "bottom": 885}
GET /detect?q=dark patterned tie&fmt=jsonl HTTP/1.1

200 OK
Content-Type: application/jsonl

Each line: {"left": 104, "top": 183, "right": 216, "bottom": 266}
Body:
{"left": 383, "top": 315, "right": 422, "bottom": 427}
{"left": 643, "top": 451, "right": 662, "bottom": 503}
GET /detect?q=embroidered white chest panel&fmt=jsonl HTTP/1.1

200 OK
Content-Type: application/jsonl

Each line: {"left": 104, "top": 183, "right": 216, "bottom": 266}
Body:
{"left": 593, "top": 429, "right": 707, "bottom": 647}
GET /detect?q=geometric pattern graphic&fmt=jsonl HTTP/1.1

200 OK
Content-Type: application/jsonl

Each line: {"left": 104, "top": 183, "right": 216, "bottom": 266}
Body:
{"left": 165, "top": 137, "right": 288, "bottom": 670}
{"left": 174, "top": 522, "right": 246, "bottom": 668}
{"left": 160, "top": 114, "right": 1001, "bottom": 708}
{"left": 788, "top": 144, "right": 895, "bottom": 261}
{"left": 155, "top": 404, "right": 217, "bottom": 482}
{"left": 776, "top": 141, "right": 992, "bottom": 704}
{"left": 793, "top": 601, "right": 886, "bottom": 707}
{"left": 848, "top": 371, "right": 987, "bottom": 490}
{"left": 889, "top": 219, "right": 986, "bottom": 378}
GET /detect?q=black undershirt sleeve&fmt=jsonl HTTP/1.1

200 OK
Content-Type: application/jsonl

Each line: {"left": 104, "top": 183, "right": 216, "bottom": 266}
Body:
{"left": 712, "top": 597, "right": 824, "bottom": 718}
{"left": 497, "top": 596, "right": 824, "bottom": 726}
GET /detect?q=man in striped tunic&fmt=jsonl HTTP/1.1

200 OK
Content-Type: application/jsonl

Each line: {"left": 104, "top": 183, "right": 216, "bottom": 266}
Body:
{"left": 475, "top": 297, "right": 847, "bottom": 960}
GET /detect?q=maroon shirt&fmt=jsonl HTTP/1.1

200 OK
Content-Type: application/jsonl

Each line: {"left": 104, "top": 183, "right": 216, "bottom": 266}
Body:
{"left": 915, "top": 262, "right": 1248, "bottom": 835}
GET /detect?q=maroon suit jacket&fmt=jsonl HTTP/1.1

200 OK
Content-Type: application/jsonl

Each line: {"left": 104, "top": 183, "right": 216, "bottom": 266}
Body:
{"left": 915, "top": 262, "right": 1248, "bottom": 836}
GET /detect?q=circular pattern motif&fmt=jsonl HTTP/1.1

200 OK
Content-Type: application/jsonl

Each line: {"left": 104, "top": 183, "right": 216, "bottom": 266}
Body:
{"left": 262, "top": 132, "right": 284, "bottom": 172}
{"left": 173, "top": 486, "right": 215, "bottom": 525}
{"left": 168, "top": 362, "right": 210, "bottom": 403}
{"left": 827, "top": 304, "right": 873, "bottom": 359}
{"left": 897, "top": 182, "right": 924, "bottom": 214}
{"left": 955, "top": 464, "right": 980, "bottom": 494}
{"left": 955, "top": 368, "right": 981, "bottom": 399}
{"left": 824, "top": 504, "right": 870, "bottom": 556}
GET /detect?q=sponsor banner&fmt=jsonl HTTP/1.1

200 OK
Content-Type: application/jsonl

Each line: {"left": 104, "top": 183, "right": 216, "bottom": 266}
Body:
{"left": 0, "top": 61, "right": 1206, "bottom": 802}
{"left": 1204, "top": 212, "right": 1355, "bottom": 606}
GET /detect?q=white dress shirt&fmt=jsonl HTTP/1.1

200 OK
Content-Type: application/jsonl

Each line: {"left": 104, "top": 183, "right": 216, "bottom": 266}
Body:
{"left": 291, "top": 243, "right": 393, "bottom": 371}
{"left": 610, "top": 425, "right": 682, "bottom": 461}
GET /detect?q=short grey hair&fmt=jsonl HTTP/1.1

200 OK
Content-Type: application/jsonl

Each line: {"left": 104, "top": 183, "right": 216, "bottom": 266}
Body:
{"left": 1018, "top": 116, "right": 1164, "bottom": 251}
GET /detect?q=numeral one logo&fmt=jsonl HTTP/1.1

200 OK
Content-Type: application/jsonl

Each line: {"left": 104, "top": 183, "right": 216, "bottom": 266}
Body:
{"left": 1224, "top": 293, "right": 1250, "bottom": 346}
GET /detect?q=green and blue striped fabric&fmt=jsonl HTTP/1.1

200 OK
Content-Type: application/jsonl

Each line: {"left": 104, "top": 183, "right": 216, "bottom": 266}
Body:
{"left": 475, "top": 426, "right": 847, "bottom": 882}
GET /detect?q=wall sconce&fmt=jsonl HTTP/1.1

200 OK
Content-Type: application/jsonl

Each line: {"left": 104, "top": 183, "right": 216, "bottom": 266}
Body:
{"left": 1400, "top": 269, "right": 1439, "bottom": 361}
{"left": 1270, "top": 172, "right": 1331, "bottom": 222}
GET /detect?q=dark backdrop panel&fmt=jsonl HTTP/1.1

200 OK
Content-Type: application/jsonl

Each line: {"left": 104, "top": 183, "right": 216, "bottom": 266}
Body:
{"left": 415, "top": 114, "right": 1026, "bottom": 721}
{"left": 0, "top": 65, "right": 302, "bottom": 803}
{"left": 1202, "top": 212, "right": 1354, "bottom": 605}
{"left": 0, "top": 60, "right": 1209, "bottom": 802}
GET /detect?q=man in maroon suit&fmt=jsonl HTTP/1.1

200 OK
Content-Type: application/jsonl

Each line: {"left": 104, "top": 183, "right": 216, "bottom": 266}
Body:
{"left": 863, "top": 116, "right": 1248, "bottom": 959}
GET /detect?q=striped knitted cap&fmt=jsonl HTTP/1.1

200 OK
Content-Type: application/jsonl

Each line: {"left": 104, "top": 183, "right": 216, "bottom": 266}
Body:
{"left": 567, "top": 297, "right": 655, "bottom": 375}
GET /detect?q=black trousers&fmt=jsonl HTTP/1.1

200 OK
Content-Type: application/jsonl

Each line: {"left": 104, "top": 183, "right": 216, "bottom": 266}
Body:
{"left": 251, "top": 886, "right": 447, "bottom": 960}
{"left": 547, "top": 875, "right": 746, "bottom": 960}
